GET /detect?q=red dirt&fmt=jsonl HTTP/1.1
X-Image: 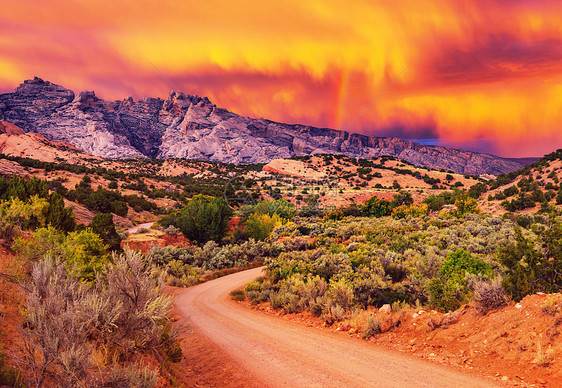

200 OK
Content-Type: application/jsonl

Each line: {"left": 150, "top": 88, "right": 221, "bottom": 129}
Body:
{"left": 0, "top": 246, "right": 25, "bottom": 375}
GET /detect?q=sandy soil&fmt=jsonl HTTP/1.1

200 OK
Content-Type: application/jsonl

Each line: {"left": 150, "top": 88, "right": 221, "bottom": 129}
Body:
{"left": 174, "top": 267, "right": 497, "bottom": 387}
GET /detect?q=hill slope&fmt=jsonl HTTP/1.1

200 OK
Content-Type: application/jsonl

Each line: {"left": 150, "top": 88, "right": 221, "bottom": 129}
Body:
{"left": 0, "top": 78, "right": 527, "bottom": 175}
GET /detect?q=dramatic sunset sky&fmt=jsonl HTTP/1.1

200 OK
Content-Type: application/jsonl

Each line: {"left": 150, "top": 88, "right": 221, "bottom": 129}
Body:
{"left": 1, "top": 0, "right": 561, "bottom": 157}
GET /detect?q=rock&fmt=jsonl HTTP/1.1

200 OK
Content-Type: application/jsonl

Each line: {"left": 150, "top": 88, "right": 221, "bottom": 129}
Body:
{"left": 0, "top": 78, "right": 529, "bottom": 174}
{"left": 501, "top": 376, "right": 509, "bottom": 382}
{"left": 339, "top": 323, "right": 351, "bottom": 332}
{"left": 515, "top": 303, "right": 523, "bottom": 309}
{"left": 412, "top": 313, "right": 419, "bottom": 319}
{"left": 379, "top": 304, "right": 391, "bottom": 313}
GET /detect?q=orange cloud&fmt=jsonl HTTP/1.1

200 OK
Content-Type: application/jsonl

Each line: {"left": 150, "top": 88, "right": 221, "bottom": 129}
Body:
{"left": 0, "top": 0, "right": 561, "bottom": 157}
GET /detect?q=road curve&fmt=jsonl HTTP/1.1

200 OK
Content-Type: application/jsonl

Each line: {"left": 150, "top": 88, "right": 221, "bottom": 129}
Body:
{"left": 175, "top": 267, "right": 498, "bottom": 388}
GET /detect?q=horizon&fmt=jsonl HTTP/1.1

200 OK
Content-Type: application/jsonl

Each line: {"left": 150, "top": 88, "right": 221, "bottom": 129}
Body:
{"left": 2, "top": 1, "right": 562, "bottom": 158}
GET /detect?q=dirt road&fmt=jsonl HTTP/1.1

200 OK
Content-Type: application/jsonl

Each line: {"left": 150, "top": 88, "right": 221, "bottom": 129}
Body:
{"left": 127, "top": 222, "right": 154, "bottom": 234}
{"left": 175, "top": 267, "right": 498, "bottom": 388}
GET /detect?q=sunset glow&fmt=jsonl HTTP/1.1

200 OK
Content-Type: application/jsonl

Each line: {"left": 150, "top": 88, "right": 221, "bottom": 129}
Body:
{"left": 1, "top": 0, "right": 561, "bottom": 157}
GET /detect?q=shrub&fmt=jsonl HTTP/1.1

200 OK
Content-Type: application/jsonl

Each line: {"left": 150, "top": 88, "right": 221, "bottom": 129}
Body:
{"left": 0, "top": 196, "right": 48, "bottom": 234}
{"left": 0, "top": 346, "right": 23, "bottom": 387}
{"left": 14, "top": 227, "right": 109, "bottom": 281}
{"left": 427, "top": 278, "right": 462, "bottom": 312}
{"left": 164, "top": 225, "right": 180, "bottom": 235}
{"left": 362, "top": 316, "right": 381, "bottom": 339}
{"left": 230, "top": 289, "right": 246, "bottom": 301}
{"left": 105, "top": 362, "right": 158, "bottom": 388}
{"left": 329, "top": 304, "right": 345, "bottom": 322}
{"left": 454, "top": 193, "right": 479, "bottom": 216}
{"left": 45, "top": 192, "right": 76, "bottom": 232}
{"left": 499, "top": 223, "right": 562, "bottom": 301}
{"left": 362, "top": 196, "right": 393, "bottom": 217}
{"left": 440, "top": 249, "right": 491, "bottom": 284}
{"left": 471, "top": 278, "right": 509, "bottom": 313}
{"left": 16, "top": 251, "right": 172, "bottom": 387}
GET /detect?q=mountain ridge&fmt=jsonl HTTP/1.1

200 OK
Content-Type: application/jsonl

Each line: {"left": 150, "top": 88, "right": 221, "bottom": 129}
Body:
{"left": 0, "top": 77, "right": 529, "bottom": 175}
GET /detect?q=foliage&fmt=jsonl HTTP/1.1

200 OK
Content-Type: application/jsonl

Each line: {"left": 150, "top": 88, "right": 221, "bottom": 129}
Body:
{"left": 245, "top": 213, "right": 522, "bottom": 316}
{"left": 499, "top": 221, "right": 562, "bottom": 301}
{"left": 423, "top": 191, "right": 455, "bottom": 212}
{"left": 244, "top": 199, "right": 296, "bottom": 220}
{"left": 1, "top": 195, "right": 48, "bottom": 229}
{"left": 0, "top": 175, "right": 49, "bottom": 202}
{"left": 362, "top": 316, "right": 382, "bottom": 339}
{"left": 391, "top": 204, "right": 429, "bottom": 219}
{"left": 16, "top": 251, "right": 172, "bottom": 387}
{"left": 68, "top": 176, "right": 128, "bottom": 217}
{"left": 454, "top": 193, "right": 479, "bottom": 216}
{"left": 14, "top": 227, "right": 109, "bottom": 281}
{"left": 427, "top": 278, "right": 462, "bottom": 312}
{"left": 164, "top": 195, "right": 233, "bottom": 244}
{"left": 440, "top": 249, "right": 492, "bottom": 285}
{"left": 362, "top": 196, "right": 393, "bottom": 218}
{"left": 147, "top": 238, "right": 277, "bottom": 286}
{"left": 88, "top": 213, "right": 122, "bottom": 252}
{"left": 0, "top": 346, "right": 23, "bottom": 387}
{"left": 45, "top": 193, "right": 76, "bottom": 232}
{"left": 246, "top": 213, "right": 284, "bottom": 241}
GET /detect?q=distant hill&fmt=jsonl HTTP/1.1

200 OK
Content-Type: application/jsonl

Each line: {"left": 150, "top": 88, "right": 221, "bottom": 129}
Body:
{"left": 479, "top": 149, "right": 562, "bottom": 214}
{"left": 0, "top": 77, "right": 529, "bottom": 175}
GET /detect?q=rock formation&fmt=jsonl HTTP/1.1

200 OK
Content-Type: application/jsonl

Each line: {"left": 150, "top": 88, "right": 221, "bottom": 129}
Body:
{"left": 0, "top": 78, "right": 528, "bottom": 175}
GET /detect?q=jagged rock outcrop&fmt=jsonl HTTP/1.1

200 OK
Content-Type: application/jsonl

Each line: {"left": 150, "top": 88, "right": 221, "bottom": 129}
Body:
{"left": 0, "top": 78, "right": 528, "bottom": 175}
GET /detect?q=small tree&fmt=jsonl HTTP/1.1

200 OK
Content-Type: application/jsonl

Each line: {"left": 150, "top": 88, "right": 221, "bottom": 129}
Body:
{"left": 89, "top": 213, "right": 122, "bottom": 252}
{"left": 362, "top": 196, "right": 393, "bottom": 217}
{"left": 454, "top": 192, "right": 479, "bottom": 216}
{"left": 174, "top": 195, "right": 233, "bottom": 244}
{"left": 45, "top": 192, "right": 76, "bottom": 232}
{"left": 246, "top": 213, "right": 283, "bottom": 241}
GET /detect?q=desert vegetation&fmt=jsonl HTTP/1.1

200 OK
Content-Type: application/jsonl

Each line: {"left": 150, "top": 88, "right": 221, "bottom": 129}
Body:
{"left": 3, "top": 148, "right": 562, "bottom": 385}
{"left": 237, "top": 204, "right": 562, "bottom": 330}
{"left": 0, "top": 174, "right": 182, "bottom": 386}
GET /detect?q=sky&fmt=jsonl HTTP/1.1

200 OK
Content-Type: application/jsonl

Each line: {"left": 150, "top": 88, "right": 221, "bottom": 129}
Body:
{"left": 1, "top": 0, "right": 561, "bottom": 157}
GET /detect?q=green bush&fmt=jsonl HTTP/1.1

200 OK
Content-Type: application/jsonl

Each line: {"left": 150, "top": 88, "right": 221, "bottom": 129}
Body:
{"left": 440, "top": 249, "right": 491, "bottom": 284}
{"left": 428, "top": 278, "right": 462, "bottom": 312}
{"left": 362, "top": 196, "right": 393, "bottom": 217}
{"left": 88, "top": 213, "right": 122, "bottom": 252}
{"left": 499, "top": 223, "right": 562, "bottom": 301}
{"left": 172, "top": 195, "right": 233, "bottom": 244}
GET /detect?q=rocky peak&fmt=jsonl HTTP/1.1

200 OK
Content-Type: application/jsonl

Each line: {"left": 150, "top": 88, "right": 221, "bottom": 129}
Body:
{"left": 0, "top": 78, "right": 532, "bottom": 175}
{"left": 15, "top": 77, "right": 75, "bottom": 100}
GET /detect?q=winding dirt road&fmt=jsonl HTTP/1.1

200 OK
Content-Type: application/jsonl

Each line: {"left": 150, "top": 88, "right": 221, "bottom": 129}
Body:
{"left": 175, "top": 267, "right": 498, "bottom": 387}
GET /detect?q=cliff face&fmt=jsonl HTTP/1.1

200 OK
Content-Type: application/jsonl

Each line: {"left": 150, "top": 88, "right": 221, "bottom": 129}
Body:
{"left": 0, "top": 78, "right": 527, "bottom": 175}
